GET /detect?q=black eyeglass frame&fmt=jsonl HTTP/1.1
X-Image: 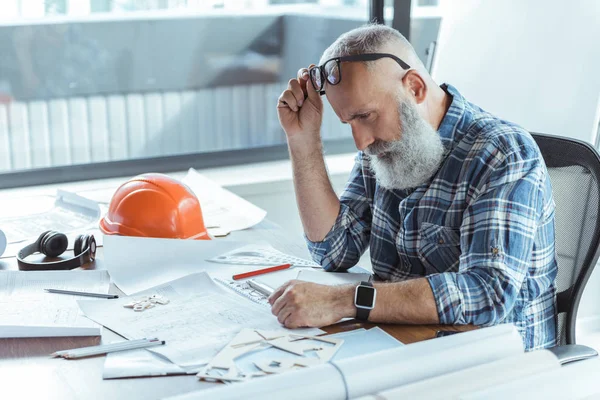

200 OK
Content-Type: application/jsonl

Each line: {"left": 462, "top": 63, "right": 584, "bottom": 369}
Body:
{"left": 309, "top": 53, "right": 411, "bottom": 95}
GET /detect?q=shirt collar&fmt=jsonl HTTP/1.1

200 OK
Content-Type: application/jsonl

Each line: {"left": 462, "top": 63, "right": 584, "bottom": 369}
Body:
{"left": 437, "top": 83, "right": 467, "bottom": 151}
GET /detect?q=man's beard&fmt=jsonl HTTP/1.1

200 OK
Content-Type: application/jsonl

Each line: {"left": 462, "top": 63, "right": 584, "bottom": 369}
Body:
{"left": 364, "top": 99, "right": 445, "bottom": 190}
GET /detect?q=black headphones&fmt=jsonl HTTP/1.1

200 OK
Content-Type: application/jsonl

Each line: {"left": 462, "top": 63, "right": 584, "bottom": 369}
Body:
{"left": 17, "top": 230, "right": 97, "bottom": 271}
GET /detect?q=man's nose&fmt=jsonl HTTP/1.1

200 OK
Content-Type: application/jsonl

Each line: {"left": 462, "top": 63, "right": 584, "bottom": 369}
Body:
{"left": 351, "top": 126, "right": 375, "bottom": 151}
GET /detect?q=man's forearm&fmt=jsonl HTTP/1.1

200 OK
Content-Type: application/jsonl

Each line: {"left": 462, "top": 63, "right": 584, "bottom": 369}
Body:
{"left": 335, "top": 278, "right": 440, "bottom": 324}
{"left": 288, "top": 135, "right": 341, "bottom": 242}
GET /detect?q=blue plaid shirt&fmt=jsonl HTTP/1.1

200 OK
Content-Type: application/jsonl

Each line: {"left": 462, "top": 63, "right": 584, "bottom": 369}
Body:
{"left": 307, "top": 84, "right": 557, "bottom": 351}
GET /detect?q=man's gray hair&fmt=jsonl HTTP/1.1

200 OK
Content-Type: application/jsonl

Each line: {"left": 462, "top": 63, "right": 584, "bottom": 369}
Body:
{"left": 320, "top": 24, "right": 423, "bottom": 70}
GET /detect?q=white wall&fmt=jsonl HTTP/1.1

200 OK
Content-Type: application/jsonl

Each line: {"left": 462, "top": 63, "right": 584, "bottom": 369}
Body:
{"left": 432, "top": 0, "right": 600, "bottom": 144}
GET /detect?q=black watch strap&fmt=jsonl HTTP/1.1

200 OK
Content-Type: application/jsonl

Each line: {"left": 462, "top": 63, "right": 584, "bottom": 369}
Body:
{"left": 356, "top": 305, "right": 371, "bottom": 321}
{"left": 356, "top": 281, "right": 373, "bottom": 321}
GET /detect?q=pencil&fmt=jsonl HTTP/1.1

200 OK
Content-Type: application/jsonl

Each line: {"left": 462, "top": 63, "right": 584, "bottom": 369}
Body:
{"left": 232, "top": 263, "right": 292, "bottom": 280}
{"left": 51, "top": 338, "right": 165, "bottom": 359}
{"left": 44, "top": 288, "right": 119, "bottom": 299}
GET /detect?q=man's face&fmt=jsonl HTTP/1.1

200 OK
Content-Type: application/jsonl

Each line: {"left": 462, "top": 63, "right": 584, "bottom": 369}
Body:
{"left": 326, "top": 61, "right": 445, "bottom": 190}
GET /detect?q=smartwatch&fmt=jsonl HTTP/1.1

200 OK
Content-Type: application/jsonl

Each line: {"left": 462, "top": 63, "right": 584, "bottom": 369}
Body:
{"left": 354, "top": 281, "right": 376, "bottom": 321}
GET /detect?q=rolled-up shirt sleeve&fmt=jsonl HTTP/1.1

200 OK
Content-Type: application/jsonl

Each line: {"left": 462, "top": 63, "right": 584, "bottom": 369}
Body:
{"left": 305, "top": 153, "right": 372, "bottom": 271}
{"left": 427, "top": 143, "right": 552, "bottom": 326}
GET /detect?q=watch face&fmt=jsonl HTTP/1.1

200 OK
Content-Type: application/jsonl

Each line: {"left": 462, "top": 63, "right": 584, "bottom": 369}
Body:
{"left": 356, "top": 285, "right": 375, "bottom": 307}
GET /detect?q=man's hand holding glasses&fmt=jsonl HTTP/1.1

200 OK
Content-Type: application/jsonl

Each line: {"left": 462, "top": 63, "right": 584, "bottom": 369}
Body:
{"left": 277, "top": 64, "right": 324, "bottom": 142}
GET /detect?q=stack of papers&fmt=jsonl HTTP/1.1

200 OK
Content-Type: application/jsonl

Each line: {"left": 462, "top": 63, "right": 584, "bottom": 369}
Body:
{"left": 0, "top": 270, "right": 110, "bottom": 338}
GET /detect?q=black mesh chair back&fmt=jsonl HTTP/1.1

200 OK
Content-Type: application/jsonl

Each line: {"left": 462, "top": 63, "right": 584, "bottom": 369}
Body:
{"left": 532, "top": 132, "right": 600, "bottom": 346}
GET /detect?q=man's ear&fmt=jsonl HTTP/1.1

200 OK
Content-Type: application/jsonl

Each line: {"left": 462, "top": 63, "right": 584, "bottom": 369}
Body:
{"left": 402, "top": 70, "right": 427, "bottom": 104}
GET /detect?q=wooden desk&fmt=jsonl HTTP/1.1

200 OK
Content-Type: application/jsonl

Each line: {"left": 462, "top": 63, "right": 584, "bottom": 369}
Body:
{"left": 0, "top": 219, "right": 474, "bottom": 400}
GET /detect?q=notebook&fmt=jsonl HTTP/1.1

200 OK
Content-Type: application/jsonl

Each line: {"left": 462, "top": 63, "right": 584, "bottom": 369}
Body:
{"left": 0, "top": 270, "right": 110, "bottom": 338}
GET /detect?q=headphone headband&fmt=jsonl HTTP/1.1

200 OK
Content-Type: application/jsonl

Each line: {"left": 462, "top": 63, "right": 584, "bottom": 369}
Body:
{"left": 17, "top": 232, "right": 96, "bottom": 271}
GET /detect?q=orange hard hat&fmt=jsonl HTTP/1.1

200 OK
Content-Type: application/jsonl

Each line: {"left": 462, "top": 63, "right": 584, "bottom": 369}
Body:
{"left": 99, "top": 173, "right": 210, "bottom": 240}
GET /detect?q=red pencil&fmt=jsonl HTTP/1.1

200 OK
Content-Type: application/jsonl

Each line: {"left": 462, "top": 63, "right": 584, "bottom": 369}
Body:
{"left": 232, "top": 263, "right": 292, "bottom": 280}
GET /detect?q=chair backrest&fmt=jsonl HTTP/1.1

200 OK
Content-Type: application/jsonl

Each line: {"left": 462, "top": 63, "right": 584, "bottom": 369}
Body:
{"left": 531, "top": 132, "right": 600, "bottom": 345}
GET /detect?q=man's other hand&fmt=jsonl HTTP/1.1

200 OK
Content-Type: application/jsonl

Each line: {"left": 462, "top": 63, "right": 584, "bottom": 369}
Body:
{"left": 276, "top": 66, "right": 324, "bottom": 140}
{"left": 267, "top": 280, "right": 354, "bottom": 329}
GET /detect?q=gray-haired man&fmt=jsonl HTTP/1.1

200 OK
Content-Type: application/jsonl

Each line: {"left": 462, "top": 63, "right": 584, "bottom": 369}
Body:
{"left": 269, "top": 24, "right": 557, "bottom": 351}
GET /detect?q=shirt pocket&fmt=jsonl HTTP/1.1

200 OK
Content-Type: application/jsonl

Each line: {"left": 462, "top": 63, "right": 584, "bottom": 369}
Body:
{"left": 418, "top": 222, "right": 461, "bottom": 274}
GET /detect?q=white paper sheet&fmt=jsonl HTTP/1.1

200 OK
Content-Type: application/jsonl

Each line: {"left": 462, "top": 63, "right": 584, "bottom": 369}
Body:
{"left": 253, "top": 268, "right": 304, "bottom": 290}
{"left": 78, "top": 272, "right": 323, "bottom": 367}
{"left": 0, "top": 270, "right": 110, "bottom": 338}
{"left": 331, "top": 327, "right": 403, "bottom": 361}
{"left": 102, "top": 348, "right": 203, "bottom": 379}
{"left": 296, "top": 270, "right": 372, "bottom": 286}
{"left": 165, "top": 324, "right": 525, "bottom": 400}
{"left": 358, "top": 350, "right": 559, "bottom": 399}
{"left": 182, "top": 169, "right": 267, "bottom": 233}
{"left": 102, "top": 235, "right": 253, "bottom": 295}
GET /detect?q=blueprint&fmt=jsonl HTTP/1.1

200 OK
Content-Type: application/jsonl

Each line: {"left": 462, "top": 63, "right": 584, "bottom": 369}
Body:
{"left": 78, "top": 272, "right": 322, "bottom": 367}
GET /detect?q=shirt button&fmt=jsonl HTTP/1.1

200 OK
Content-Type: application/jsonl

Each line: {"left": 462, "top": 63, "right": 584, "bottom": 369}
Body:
{"left": 438, "top": 239, "right": 445, "bottom": 244}
{"left": 492, "top": 247, "right": 499, "bottom": 255}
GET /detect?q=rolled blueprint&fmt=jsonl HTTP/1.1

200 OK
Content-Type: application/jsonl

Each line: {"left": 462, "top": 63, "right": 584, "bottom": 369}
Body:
{"left": 461, "top": 356, "right": 600, "bottom": 400}
{"left": 357, "top": 350, "right": 560, "bottom": 399}
{"left": 165, "top": 324, "right": 525, "bottom": 400}
{"left": 0, "top": 229, "right": 6, "bottom": 257}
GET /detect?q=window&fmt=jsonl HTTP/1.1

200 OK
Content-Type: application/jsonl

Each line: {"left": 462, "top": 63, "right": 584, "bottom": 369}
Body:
{"left": 0, "top": 1, "right": 435, "bottom": 188}
{"left": 0, "top": 1, "right": 370, "bottom": 179}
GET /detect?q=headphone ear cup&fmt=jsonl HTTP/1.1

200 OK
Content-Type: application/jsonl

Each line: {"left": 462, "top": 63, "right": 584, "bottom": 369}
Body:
{"left": 76, "top": 235, "right": 90, "bottom": 257}
{"left": 74, "top": 235, "right": 84, "bottom": 256}
{"left": 87, "top": 235, "right": 96, "bottom": 261}
{"left": 42, "top": 231, "right": 68, "bottom": 258}
{"left": 35, "top": 230, "right": 53, "bottom": 252}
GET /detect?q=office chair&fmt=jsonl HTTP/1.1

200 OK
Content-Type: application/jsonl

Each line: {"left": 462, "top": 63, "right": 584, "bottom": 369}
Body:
{"left": 531, "top": 132, "right": 600, "bottom": 364}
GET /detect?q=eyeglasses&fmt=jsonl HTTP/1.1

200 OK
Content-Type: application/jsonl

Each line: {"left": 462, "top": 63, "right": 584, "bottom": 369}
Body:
{"left": 309, "top": 53, "right": 411, "bottom": 95}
